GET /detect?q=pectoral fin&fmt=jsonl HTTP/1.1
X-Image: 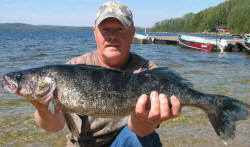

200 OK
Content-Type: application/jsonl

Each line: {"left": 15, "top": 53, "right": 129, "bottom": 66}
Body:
{"left": 63, "top": 112, "right": 81, "bottom": 143}
{"left": 48, "top": 99, "right": 55, "bottom": 114}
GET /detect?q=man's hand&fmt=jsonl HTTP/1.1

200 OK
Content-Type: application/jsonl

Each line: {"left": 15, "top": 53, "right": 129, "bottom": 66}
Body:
{"left": 29, "top": 99, "right": 65, "bottom": 132}
{"left": 128, "top": 91, "right": 181, "bottom": 137}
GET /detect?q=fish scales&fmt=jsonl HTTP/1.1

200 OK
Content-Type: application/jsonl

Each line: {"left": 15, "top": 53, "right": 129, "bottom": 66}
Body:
{"left": 53, "top": 65, "right": 138, "bottom": 117}
{"left": 53, "top": 65, "right": 207, "bottom": 117}
{"left": 1, "top": 64, "right": 249, "bottom": 143}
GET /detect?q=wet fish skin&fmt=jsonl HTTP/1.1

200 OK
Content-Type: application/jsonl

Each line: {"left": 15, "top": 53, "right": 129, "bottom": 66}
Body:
{"left": 1, "top": 64, "right": 249, "bottom": 143}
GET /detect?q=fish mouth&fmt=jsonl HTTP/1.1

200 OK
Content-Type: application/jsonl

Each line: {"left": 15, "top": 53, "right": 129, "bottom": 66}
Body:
{"left": 2, "top": 75, "right": 18, "bottom": 94}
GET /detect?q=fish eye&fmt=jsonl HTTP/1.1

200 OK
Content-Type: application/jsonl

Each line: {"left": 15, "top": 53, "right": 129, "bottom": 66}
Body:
{"left": 15, "top": 73, "right": 23, "bottom": 81}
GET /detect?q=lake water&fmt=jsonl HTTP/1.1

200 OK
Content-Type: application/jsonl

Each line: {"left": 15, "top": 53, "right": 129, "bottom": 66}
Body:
{"left": 0, "top": 31, "right": 249, "bottom": 147}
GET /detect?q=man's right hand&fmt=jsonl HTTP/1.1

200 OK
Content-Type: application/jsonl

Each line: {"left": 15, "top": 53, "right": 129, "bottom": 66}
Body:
{"left": 29, "top": 99, "right": 65, "bottom": 132}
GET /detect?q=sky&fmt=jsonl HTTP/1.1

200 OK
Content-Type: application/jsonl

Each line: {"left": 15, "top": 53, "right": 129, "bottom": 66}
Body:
{"left": 0, "top": 0, "right": 227, "bottom": 27}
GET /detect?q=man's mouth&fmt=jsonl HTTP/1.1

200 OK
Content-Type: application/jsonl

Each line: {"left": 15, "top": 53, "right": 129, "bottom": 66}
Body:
{"left": 104, "top": 41, "right": 120, "bottom": 47}
{"left": 107, "top": 44, "right": 120, "bottom": 47}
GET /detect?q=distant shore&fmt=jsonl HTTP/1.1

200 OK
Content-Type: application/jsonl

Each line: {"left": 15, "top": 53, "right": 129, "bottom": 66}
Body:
{"left": 0, "top": 23, "right": 146, "bottom": 32}
{"left": 0, "top": 23, "right": 93, "bottom": 31}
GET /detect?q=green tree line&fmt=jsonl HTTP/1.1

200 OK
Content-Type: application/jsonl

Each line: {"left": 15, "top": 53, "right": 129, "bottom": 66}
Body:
{"left": 151, "top": 0, "right": 250, "bottom": 34}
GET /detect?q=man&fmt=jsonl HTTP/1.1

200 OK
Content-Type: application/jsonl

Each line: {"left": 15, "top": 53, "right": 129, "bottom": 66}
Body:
{"left": 31, "top": 1, "right": 181, "bottom": 147}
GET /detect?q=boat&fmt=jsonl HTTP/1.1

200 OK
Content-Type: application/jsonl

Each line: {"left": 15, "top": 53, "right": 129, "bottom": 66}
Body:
{"left": 243, "top": 34, "right": 250, "bottom": 53}
{"left": 178, "top": 34, "right": 228, "bottom": 52}
{"left": 133, "top": 33, "right": 152, "bottom": 44}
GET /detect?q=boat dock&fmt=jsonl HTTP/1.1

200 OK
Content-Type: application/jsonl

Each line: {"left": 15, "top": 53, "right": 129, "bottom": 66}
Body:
{"left": 140, "top": 35, "right": 245, "bottom": 52}
{"left": 151, "top": 36, "right": 178, "bottom": 45}
{"left": 150, "top": 36, "right": 244, "bottom": 45}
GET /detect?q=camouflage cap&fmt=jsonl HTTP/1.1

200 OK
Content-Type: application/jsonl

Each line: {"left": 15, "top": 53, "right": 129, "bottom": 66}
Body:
{"left": 95, "top": 1, "right": 133, "bottom": 27}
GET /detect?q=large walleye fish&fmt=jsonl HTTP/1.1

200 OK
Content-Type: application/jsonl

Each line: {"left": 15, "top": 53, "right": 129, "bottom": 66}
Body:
{"left": 1, "top": 64, "right": 249, "bottom": 144}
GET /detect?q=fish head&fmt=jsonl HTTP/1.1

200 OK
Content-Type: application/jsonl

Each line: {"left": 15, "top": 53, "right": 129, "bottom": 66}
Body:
{"left": 2, "top": 68, "right": 56, "bottom": 104}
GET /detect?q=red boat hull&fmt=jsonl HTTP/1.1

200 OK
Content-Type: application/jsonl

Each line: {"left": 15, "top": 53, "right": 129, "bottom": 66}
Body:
{"left": 179, "top": 38, "right": 215, "bottom": 52}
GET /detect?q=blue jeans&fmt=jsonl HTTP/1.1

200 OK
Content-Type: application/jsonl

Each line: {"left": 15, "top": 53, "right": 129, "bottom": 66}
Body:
{"left": 109, "top": 125, "right": 162, "bottom": 147}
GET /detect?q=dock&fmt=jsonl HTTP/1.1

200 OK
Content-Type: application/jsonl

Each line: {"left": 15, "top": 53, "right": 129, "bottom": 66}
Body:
{"left": 150, "top": 35, "right": 245, "bottom": 52}
{"left": 150, "top": 36, "right": 244, "bottom": 45}
{"left": 151, "top": 36, "right": 178, "bottom": 45}
{"left": 133, "top": 32, "right": 246, "bottom": 52}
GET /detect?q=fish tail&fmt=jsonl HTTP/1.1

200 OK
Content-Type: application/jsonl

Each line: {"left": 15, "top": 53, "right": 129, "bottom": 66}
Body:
{"left": 205, "top": 94, "right": 249, "bottom": 144}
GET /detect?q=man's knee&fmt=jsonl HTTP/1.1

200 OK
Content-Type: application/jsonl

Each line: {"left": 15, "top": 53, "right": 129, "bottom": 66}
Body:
{"left": 111, "top": 125, "right": 162, "bottom": 147}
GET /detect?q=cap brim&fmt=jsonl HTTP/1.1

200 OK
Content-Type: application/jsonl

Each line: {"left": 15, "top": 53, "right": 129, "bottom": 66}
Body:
{"left": 95, "top": 12, "right": 131, "bottom": 27}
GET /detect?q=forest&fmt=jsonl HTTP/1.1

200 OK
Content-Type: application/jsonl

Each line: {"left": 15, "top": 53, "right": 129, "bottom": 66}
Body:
{"left": 150, "top": 0, "right": 250, "bottom": 34}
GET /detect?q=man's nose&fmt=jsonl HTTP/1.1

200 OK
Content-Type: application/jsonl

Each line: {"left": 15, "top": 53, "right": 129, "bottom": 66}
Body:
{"left": 106, "top": 30, "right": 119, "bottom": 40}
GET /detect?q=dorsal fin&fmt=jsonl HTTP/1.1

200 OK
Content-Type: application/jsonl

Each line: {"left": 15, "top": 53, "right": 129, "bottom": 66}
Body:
{"left": 75, "top": 64, "right": 132, "bottom": 74}
{"left": 75, "top": 64, "right": 120, "bottom": 71}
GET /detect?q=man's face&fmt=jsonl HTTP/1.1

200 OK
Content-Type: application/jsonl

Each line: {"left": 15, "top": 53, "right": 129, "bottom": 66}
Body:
{"left": 94, "top": 18, "right": 135, "bottom": 63}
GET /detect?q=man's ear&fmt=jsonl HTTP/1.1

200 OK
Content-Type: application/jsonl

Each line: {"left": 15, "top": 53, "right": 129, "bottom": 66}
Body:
{"left": 93, "top": 27, "right": 98, "bottom": 41}
{"left": 131, "top": 26, "right": 136, "bottom": 36}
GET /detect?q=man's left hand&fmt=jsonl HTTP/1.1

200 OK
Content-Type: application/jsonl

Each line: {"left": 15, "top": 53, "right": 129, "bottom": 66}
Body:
{"left": 128, "top": 91, "right": 181, "bottom": 137}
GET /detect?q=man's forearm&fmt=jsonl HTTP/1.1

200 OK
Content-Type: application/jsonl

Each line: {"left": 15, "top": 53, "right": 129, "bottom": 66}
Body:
{"left": 34, "top": 109, "right": 65, "bottom": 132}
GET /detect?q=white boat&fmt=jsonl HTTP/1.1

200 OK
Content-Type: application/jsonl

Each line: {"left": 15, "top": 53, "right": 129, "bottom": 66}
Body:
{"left": 243, "top": 34, "right": 250, "bottom": 53}
{"left": 133, "top": 33, "right": 152, "bottom": 44}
